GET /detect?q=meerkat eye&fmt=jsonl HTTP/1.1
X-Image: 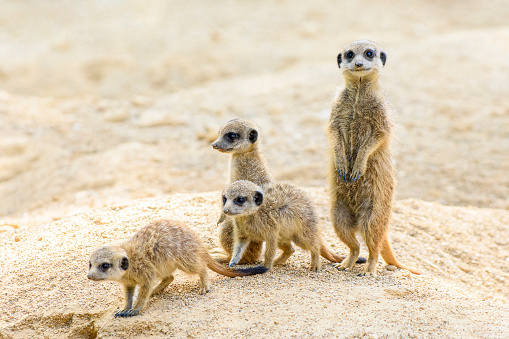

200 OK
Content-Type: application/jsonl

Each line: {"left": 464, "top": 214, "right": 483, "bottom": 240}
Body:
{"left": 99, "top": 263, "right": 111, "bottom": 272}
{"left": 222, "top": 195, "right": 227, "bottom": 205}
{"left": 225, "top": 132, "right": 239, "bottom": 142}
{"left": 346, "top": 51, "right": 355, "bottom": 60}
{"left": 89, "top": 261, "right": 92, "bottom": 269}
{"left": 364, "top": 49, "right": 374, "bottom": 59}
{"left": 234, "top": 197, "right": 247, "bottom": 206}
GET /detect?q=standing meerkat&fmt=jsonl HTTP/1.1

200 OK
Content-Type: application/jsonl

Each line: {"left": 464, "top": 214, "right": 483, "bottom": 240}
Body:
{"left": 87, "top": 219, "right": 267, "bottom": 317}
{"left": 223, "top": 180, "right": 359, "bottom": 271}
{"left": 327, "top": 40, "right": 420, "bottom": 276}
{"left": 211, "top": 119, "right": 272, "bottom": 264}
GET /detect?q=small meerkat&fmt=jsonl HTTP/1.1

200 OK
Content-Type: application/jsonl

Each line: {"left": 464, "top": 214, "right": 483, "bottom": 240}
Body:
{"left": 327, "top": 40, "right": 420, "bottom": 276}
{"left": 87, "top": 219, "right": 267, "bottom": 317}
{"left": 211, "top": 119, "right": 272, "bottom": 263}
{"left": 223, "top": 180, "right": 357, "bottom": 271}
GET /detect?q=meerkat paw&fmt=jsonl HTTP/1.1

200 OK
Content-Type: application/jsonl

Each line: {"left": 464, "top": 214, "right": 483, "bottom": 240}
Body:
{"left": 114, "top": 309, "right": 140, "bottom": 318}
{"left": 199, "top": 287, "right": 211, "bottom": 295}
{"left": 333, "top": 262, "right": 351, "bottom": 271}
{"left": 348, "top": 169, "right": 362, "bottom": 183}
{"left": 336, "top": 168, "right": 349, "bottom": 182}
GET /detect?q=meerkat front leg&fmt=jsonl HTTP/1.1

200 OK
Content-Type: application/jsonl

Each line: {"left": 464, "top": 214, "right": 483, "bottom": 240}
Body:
{"left": 229, "top": 236, "right": 250, "bottom": 267}
{"left": 263, "top": 236, "right": 278, "bottom": 270}
{"left": 115, "top": 278, "right": 154, "bottom": 317}
{"left": 349, "top": 130, "right": 386, "bottom": 183}
{"left": 114, "top": 284, "right": 136, "bottom": 317}
{"left": 329, "top": 128, "right": 349, "bottom": 182}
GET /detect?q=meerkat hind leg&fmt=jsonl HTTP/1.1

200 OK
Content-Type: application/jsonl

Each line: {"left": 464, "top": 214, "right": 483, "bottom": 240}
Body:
{"left": 263, "top": 237, "right": 278, "bottom": 270}
{"left": 151, "top": 275, "right": 175, "bottom": 295}
{"left": 274, "top": 242, "right": 295, "bottom": 266}
{"left": 198, "top": 268, "right": 211, "bottom": 294}
{"left": 332, "top": 207, "right": 360, "bottom": 271}
{"left": 309, "top": 248, "right": 321, "bottom": 272}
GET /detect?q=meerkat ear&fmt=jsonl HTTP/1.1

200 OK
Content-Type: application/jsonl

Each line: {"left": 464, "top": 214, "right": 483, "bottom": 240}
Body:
{"left": 253, "top": 191, "right": 264, "bottom": 206}
{"left": 337, "top": 53, "right": 342, "bottom": 68}
{"left": 380, "top": 51, "right": 387, "bottom": 66}
{"left": 120, "top": 257, "right": 129, "bottom": 270}
{"left": 249, "top": 129, "right": 258, "bottom": 143}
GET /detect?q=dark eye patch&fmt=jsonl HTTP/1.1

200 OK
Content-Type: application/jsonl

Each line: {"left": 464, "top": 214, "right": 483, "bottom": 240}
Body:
{"left": 99, "top": 263, "right": 111, "bottom": 272}
{"left": 225, "top": 132, "right": 240, "bottom": 143}
{"left": 346, "top": 51, "right": 355, "bottom": 60}
{"left": 364, "top": 49, "right": 374, "bottom": 59}
{"left": 234, "top": 196, "right": 247, "bottom": 206}
{"left": 89, "top": 261, "right": 92, "bottom": 269}
{"left": 222, "top": 195, "right": 227, "bottom": 205}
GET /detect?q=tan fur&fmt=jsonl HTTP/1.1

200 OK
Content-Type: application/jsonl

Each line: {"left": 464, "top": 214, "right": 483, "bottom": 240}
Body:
{"left": 327, "top": 40, "right": 420, "bottom": 276}
{"left": 223, "top": 180, "right": 347, "bottom": 271}
{"left": 212, "top": 119, "right": 272, "bottom": 263}
{"left": 87, "top": 219, "right": 267, "bottom": 317}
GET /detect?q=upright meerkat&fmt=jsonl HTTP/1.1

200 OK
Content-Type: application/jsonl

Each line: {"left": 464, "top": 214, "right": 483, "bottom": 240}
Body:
{"left": 211, "top": 119, "right": 272, "bottom": 263}
{"left": 87, "top": 219, "right": 267, "bottom": 317}
{"left": 327, "top": 40, "right": 420, "bottom": 276}
{"left": 223, "top": 180, "right": 353, "bottom": 271}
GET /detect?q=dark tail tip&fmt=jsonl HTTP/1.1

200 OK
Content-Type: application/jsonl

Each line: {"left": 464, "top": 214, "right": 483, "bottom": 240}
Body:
{"left": 356, "top": 256, "right": 367, "bottom": 264}
{"left": 233, "top": 265, "right": 268, "bottom": 276}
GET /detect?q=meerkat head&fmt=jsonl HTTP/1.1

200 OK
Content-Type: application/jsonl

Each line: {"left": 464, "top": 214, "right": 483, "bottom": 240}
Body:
{"left": 87, "top": 245, "right": 129, "bottom": 282}
{"left": 222, "top": 180, "right": 264, "bottom": 216}
{"left": 337, "top": 40, "right": 386, "bottom": 78}
{"left": 211, "top": 119, "right": 259, "bottom": 154}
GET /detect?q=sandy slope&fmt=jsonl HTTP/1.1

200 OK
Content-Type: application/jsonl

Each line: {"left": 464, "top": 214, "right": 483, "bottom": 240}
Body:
{"left": 1, "top": 189, "right": 508, "bottom": 338}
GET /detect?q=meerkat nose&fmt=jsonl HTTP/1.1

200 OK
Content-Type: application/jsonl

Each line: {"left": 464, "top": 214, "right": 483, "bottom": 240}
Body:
{"left": 355, "top": 62, "right": 363, "bottom": 67}
{"left": 211, "top": 142, "right": 219, "bottom": 149}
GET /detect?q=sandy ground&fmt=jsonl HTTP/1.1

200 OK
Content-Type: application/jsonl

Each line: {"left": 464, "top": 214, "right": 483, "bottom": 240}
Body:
{"left": 1, "top": 0, "right": 509, "bottom": 337}
{"left": 1, "top": 189, "right": 508, "bottom": 338}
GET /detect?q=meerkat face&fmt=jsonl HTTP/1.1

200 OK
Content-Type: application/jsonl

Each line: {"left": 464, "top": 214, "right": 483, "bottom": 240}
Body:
{"left": 87, "top": 246, "right": 129, "bottom": 282}
{"left": 337, "top": 40, "right": 386, "bottom": 77}
{"left": 211, "top": 119, "right": 259, "bottom": 154}
{"left": 222, "top": 180, "right": 264, "bottom": 216}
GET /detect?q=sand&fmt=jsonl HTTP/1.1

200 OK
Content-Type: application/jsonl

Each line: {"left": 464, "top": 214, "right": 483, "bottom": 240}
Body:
{"left": 1, "top": 0, "right": 509, "bottom": 338}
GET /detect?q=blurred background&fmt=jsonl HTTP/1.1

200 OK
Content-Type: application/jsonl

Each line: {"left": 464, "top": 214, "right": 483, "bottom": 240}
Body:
{"left": 1, "top": 0, "right": 508, "bottom": 228}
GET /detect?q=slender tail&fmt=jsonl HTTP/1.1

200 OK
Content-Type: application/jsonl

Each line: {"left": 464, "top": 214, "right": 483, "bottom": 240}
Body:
{"left": 204, "top": 252, "right": 267, "bottom": 277}
{"left": 380, "top": 234, "right": 421, "bottom": 275}
{"left": 320, "top": 244, "right": 367, "bottom": 264}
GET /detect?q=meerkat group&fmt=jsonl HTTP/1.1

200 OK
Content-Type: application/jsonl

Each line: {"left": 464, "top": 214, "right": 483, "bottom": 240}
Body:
{"left": 88, "top": 39, "right": 419, "bottom": 317}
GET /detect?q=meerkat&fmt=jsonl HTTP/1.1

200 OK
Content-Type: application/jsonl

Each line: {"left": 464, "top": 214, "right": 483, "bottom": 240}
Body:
{"left": 211, "top": 119, "right": 273, "bottom": 263}
{"left": 223, "top": 180, "right": 355, "bottom": 271}
{"left": 327, "top": 40, "right": 420, "bottom": 276}
{"left": 87, "top": 219, "right": 267, "bottom": 317}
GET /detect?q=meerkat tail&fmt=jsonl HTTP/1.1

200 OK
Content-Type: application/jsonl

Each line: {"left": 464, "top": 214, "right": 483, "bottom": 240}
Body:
{"left": 204, "top": 253, "right": 268, "bottom": 277}
{"left": 319, "top": 245, "right": 367, "bottom": 264}
{"left": 380, "top": 234, "right": 421, "bottom": 275}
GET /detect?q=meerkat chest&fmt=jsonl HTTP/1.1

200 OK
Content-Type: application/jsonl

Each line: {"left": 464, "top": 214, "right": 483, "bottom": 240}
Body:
{"left": 333, "top": 91, "right": 386, "bottom": 135}
{"left": 235, "top": 214, "right": 276, "bottom": 241}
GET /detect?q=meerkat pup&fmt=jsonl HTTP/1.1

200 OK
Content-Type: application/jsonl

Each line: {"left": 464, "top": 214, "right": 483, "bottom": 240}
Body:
{"left": 327, "top": 40, "right": 420, "bottom": 276}
{"left": 87, "top": 219, "right": 267, "bottom": 317}
{"left": 223, "top": 180, "right": 352, "bottom": 271}
{"left": 211, "top": 119, "right": 272, "bottom": 264}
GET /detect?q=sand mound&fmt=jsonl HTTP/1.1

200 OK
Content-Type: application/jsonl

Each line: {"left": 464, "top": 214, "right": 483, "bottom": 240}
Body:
{"left": 1, "top": 189, "right": 508, "bottom": 338}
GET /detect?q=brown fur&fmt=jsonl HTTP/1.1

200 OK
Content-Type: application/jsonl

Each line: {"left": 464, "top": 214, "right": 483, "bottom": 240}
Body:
{"left": 328, "top": 40, "right": 420, "bottom": 276}
{"left": 87, "top": 219, "right": 267, "bottom": 317}
{"left": 212, "top": 119, "right": 272, "bottom": 263}
{"left": 223, "top": 180, "right": 348, "bottom": 271}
